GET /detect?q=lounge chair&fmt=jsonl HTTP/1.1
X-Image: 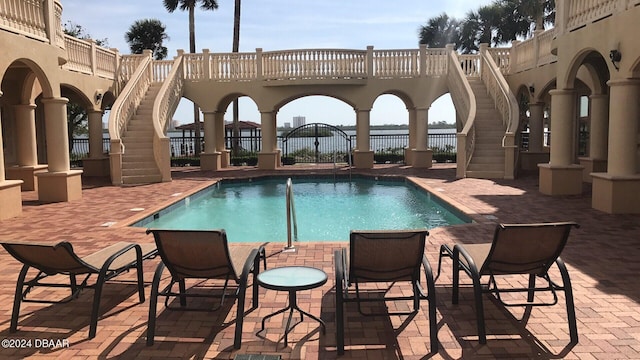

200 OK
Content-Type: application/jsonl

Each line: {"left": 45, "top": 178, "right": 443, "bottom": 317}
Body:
{"left": 145, "top": 229, "right": 265, "bottom": 349}
{"left": 0, "top": 240, "right": 157, "bottom": 339}
{"left": 334, "top": 229, "right": 438, "bottom": 355}
{"left": 439, "top": 221, "right": 579, "bottom": 344}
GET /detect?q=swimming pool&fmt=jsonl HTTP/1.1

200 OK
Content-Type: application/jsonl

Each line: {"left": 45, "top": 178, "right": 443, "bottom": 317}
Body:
{"left": 133, "top": 176, "right": 470, "bottom": 243}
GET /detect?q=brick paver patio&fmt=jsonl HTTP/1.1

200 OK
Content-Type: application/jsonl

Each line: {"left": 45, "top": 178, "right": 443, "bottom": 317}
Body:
{"left": 0, "top": 164, "right": 638, "bottom": 359}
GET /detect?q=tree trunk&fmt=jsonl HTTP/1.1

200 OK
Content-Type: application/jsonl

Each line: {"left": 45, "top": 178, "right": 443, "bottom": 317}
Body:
{"left": 189, "top": 5, "right": 201, "bottom": 155}
{"left": 232, "top": 0, "right": 241, "bottom": 156}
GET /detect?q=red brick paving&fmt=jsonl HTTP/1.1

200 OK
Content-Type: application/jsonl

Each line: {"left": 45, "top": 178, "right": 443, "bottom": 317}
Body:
{"left": 0, "top": 164, "right": 639, "bottom": 359}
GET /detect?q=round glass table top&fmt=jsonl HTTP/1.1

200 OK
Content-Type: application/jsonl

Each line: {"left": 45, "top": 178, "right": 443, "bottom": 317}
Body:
{"left": 257, "top": 266, "right": 327, "bottom": 291}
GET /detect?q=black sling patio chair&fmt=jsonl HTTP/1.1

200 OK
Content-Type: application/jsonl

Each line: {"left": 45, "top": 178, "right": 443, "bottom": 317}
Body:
{"left": 0, "top": 240, "right": 157, "bottom": 339}
{"left": 334, "top": 229, "right": 438, "bottom": 355}
{"left": 439, "top": 221, "right": 579, "bottom": 344}
{"left": 145, "top": 229, "right": 265, "bottom": 349}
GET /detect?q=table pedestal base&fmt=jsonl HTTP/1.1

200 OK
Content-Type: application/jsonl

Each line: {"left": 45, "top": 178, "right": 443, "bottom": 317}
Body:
{"left": 260, "top": 290, "right": 326, "bottom": 349}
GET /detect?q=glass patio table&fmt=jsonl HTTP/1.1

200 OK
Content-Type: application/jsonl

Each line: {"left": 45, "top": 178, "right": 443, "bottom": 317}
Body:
{"left": 257, "top": 266, "right": 327, "bottom": 348}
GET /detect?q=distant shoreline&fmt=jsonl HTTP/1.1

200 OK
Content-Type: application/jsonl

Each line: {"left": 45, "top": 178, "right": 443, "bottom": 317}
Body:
{"left": 277, "top": 123, "right": 456, "bottom": 131}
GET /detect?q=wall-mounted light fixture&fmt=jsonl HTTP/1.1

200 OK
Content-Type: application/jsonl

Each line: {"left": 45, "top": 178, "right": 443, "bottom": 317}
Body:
{"left": 609, "top": 49, "right": 621, "bottom": 71}
{"left": 95, "top": 92, "right": 103, "bottom": 103}
{"left": 528, "top": 84, "right": 535, "bottom": 95}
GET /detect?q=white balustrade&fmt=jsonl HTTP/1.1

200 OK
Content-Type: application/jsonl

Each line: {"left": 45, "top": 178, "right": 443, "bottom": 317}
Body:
{"left": 262, "top": 49, "right": 367, "bottom": 81}
{"left": 153, "top": 60, "right": 174, "bottom": 82}
{"left": 0, "top": 0, "right": 46, "bottom": 40}
{"left": 566, "top": 0, "right": 625, "bottom": 32}
{"left": 459, "top": 55, "right": 481, "bottom": 77}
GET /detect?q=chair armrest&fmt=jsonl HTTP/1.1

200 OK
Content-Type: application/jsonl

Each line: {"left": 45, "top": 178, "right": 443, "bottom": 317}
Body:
{"left": 239, "top": 248, "right": 260, "bottom": 287}
{"left": 453, "top": 244, "right": 481, "bottom": 277}
{"left": 334, "top": 248, "right": 347, "bottom": 296}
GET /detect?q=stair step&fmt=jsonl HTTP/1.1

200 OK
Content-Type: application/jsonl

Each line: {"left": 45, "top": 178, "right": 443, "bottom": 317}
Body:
{"left": 122, "top": 167, "right": 160, "bottom": 177}
{"left": 465, "top": 170, "right": 505, "bottom": 179}
{"left": 122, "top": 174, "right": 163, "bottom": 185}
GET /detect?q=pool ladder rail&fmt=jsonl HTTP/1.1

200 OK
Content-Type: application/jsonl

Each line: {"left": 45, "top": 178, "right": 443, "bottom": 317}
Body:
{"left": 285, "top": 178, "right": 298, "bottom": 251}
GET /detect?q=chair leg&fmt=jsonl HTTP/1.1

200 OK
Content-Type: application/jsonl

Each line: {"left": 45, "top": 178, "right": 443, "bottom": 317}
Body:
{"left": 452, "top": 248, "right": 460, "bottom": 304}
{"left": 179, "top": 279, "right": 187, "bottom": 307}
{"left": 557, "top": 258, "right": 578, "bottom": 343}
{"left": 422, "top": 256, "right": 439, "bottom": 353}
{"left": 147, "top": 263, "right": 165, "bottom": 346}
{"left": 472, "top": 274, "right": 486, "bottom": 344}
{"left": 135, "top": 245, "right": 145, "bottom": 303}
{"left": 90, "top": 266, "right": 111, "bottom": 339}
{"left": 10, "top": 265, "right": 30, "bottom": 333}
{"left": 234, "top": 280, "right": 248, "bottom": 349}
{"left": 336, "top": 295, "right": 344, "bottom": 355}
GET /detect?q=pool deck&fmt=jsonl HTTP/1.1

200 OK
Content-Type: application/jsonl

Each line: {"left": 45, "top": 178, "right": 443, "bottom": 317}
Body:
{"left": 0, "top": 164, "right": 639, "bottom": 359}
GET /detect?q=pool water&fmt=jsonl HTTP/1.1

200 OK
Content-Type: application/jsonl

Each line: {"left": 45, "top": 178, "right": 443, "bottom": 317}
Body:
{"left": 134, "top": 177, "right": 469, "bottom": 243}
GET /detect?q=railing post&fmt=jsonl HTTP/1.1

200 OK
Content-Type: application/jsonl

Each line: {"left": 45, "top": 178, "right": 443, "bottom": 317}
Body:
{"left": 256, "top": 48, "right": 263, "bottom": 81}
{"left": 446, "top": 44, "right": 454, "bottom": 74}
{"left": 176, "top": 49, "right": 185, "bottom": 79}
{"left": 479, "top": 43, "right": 488, "bottom": 76}
{"left": 419, "top": 44, "right": 427, "bottom": 77}
{"left": 202, "top": 49, "right": 210, "bottom": 79}
{"left": 43, "top": 0, "right": 54, "bottom": 44}
{"left": 90, "top": 39, "right": 98, "bottom": 76}
{"left": 556, "top": 0, "right": 569, "bottom": 35}
{"left": 510, "top": 40, "right": 520, "bottom": 73}
{"left": 533, "top": 30, "right": 542, "bottom": 68}
{"left": 366, "top": 46, "right": 374, "bottom": 78}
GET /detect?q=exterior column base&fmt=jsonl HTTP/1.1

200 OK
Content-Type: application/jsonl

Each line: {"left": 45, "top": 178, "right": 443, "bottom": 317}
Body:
{"left": 5, "top": 164, "right": 48, "bottom": 191}
{"left": 353, "top": 151, "right": 374, "bottom": 169}
{"left": 220, "top": 150, "right": 231, "bottom": 168}
{"left": 538, "top": 164, "right": 584, "bottom": 195}
{"left": 81, "top": 157, "right": 110, "bottom": 177}
{"left": 404, "top": 147, "right": 413, "bottom": 166}
{"left": 36, "top": 170, "right": 83, "bottom": 203}
{"left": 200, "top": 152, "right": 222, "bottom": 171}
{"left": 578, "top": 157, "right": 608, "bottom": 183}
{"left": 258, "top": 152, "right": 279, "bottom": 170}
{"left": 0, "top": 180, "right": 24, "bottom": 220}
{"left": 592, "top": 173, "right": 640, "bottom": 214}
{"left": 411, "top": 149, "right": 433, "bottom": 168}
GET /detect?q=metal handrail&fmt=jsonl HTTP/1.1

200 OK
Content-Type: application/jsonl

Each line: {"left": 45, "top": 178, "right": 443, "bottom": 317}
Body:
{"left": 285, "top": 178, "right": 298, "bottom": 249}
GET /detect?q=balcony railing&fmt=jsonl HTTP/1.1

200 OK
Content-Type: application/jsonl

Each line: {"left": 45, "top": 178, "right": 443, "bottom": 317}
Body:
{"left": 0, "top": 0, "right": 63, "bottom": 48}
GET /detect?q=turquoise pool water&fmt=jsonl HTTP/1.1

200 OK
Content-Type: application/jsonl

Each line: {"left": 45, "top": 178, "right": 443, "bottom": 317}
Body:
{"left": 133, "top": 176, "right": 470, "bottom": 243}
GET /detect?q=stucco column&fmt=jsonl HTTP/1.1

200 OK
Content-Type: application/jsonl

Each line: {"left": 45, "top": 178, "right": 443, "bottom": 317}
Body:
{"left": 589, "top": 94, "right": 609, "bottom": 160}
{"left": 607, "top": 80, "right": 639, "bottom": 176}
{"left": 548, "top": 89, "right": 576, "bottom": 166}
{"left": 528, "top": 102, "right": 545, "bottom": 153}
{"left": 538, "top": 89, "right": 583, "bottom": 195}
{"left": 36, "top": 97, "right": 83, "bottom": 202}
{"left": 87, "top": 110, "right": 104, "bottom": 158}
{"left": 81, "top": 110, "right": 110, "bottom": 177}
{"left": 406, "top": 107, "right": 417, "bottom": 165}
{"left": 412, "top": 107, "right": 433, "bottom": 168}
{"left": 14, "top": 104, "right": 38, "bottom": 165}
{"left": 202, "top": 111, "right": 216, "bottom": 153}
{"left": 215, "top": 111, "right": 230, "bottom": 167}
{"left": 41, "top": 97, "right": 71, "bottom": 172}
{"left": 591, "top": 80, "right": 640, "bottom": 214}
{"left": 200, "top": 110, "right": 221, "bottom": 171}
{"left": 578, "top": 94, "right": 609, "bottom": 182}
{"left": 354, "top": 109, "right": 373, "bottom": 168}
{"left": 0, "top": 90, "right": 25, "bottom": 219}
{"left": 258, "top": 111, "right": 278, "bottom": 169}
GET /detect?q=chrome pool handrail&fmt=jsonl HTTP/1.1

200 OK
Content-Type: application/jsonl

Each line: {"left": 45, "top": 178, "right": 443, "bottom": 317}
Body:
{"left": 285, "top": 178, "right": 298, "bottom": 249}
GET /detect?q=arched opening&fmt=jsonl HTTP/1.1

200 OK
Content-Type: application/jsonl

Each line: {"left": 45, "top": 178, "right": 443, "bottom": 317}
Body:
{"left": 277, "top": 95, "right": 354, "bottom": 164}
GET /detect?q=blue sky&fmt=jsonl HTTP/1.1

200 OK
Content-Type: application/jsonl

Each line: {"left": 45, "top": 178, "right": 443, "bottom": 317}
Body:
{"left": 61, "top": 0, "right": 493, "bottom": 126}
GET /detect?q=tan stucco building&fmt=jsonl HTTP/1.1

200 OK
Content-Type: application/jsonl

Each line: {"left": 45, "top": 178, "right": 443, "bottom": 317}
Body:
{"left": 1, "top": 0, "right": 640, "bottom": 220}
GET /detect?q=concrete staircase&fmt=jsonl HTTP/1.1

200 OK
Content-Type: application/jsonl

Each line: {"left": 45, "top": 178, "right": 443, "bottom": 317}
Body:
{"left": 465, "top": 78, "right": 505, "bottom": 179}
{"left": 120, "top": 83, "right": 163, "bottom": 184}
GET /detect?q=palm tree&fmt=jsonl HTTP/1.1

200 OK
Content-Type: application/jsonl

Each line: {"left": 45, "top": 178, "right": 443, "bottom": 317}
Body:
{"left": 458, "top": 4, "right": 503, "bottom": 53}
{"left": 418, "top": 13, "right": 461, "bottom": 49}
{"left": 231, "top": 0, "right": 241, "bottom": 156}
{"left": 125, "top": 19, "right": 169, "bottom": 60}
{"left": 163, "top": 0, "right": 219, "bottom": 155}
{"left": 497, "top": 0, "right": 555, "bottom": 40}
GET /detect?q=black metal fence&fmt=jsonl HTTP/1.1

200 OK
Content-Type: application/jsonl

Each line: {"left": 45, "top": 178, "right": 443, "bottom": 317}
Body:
{"left": 72, "top": 131, "right": 577, "bottom": 166}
